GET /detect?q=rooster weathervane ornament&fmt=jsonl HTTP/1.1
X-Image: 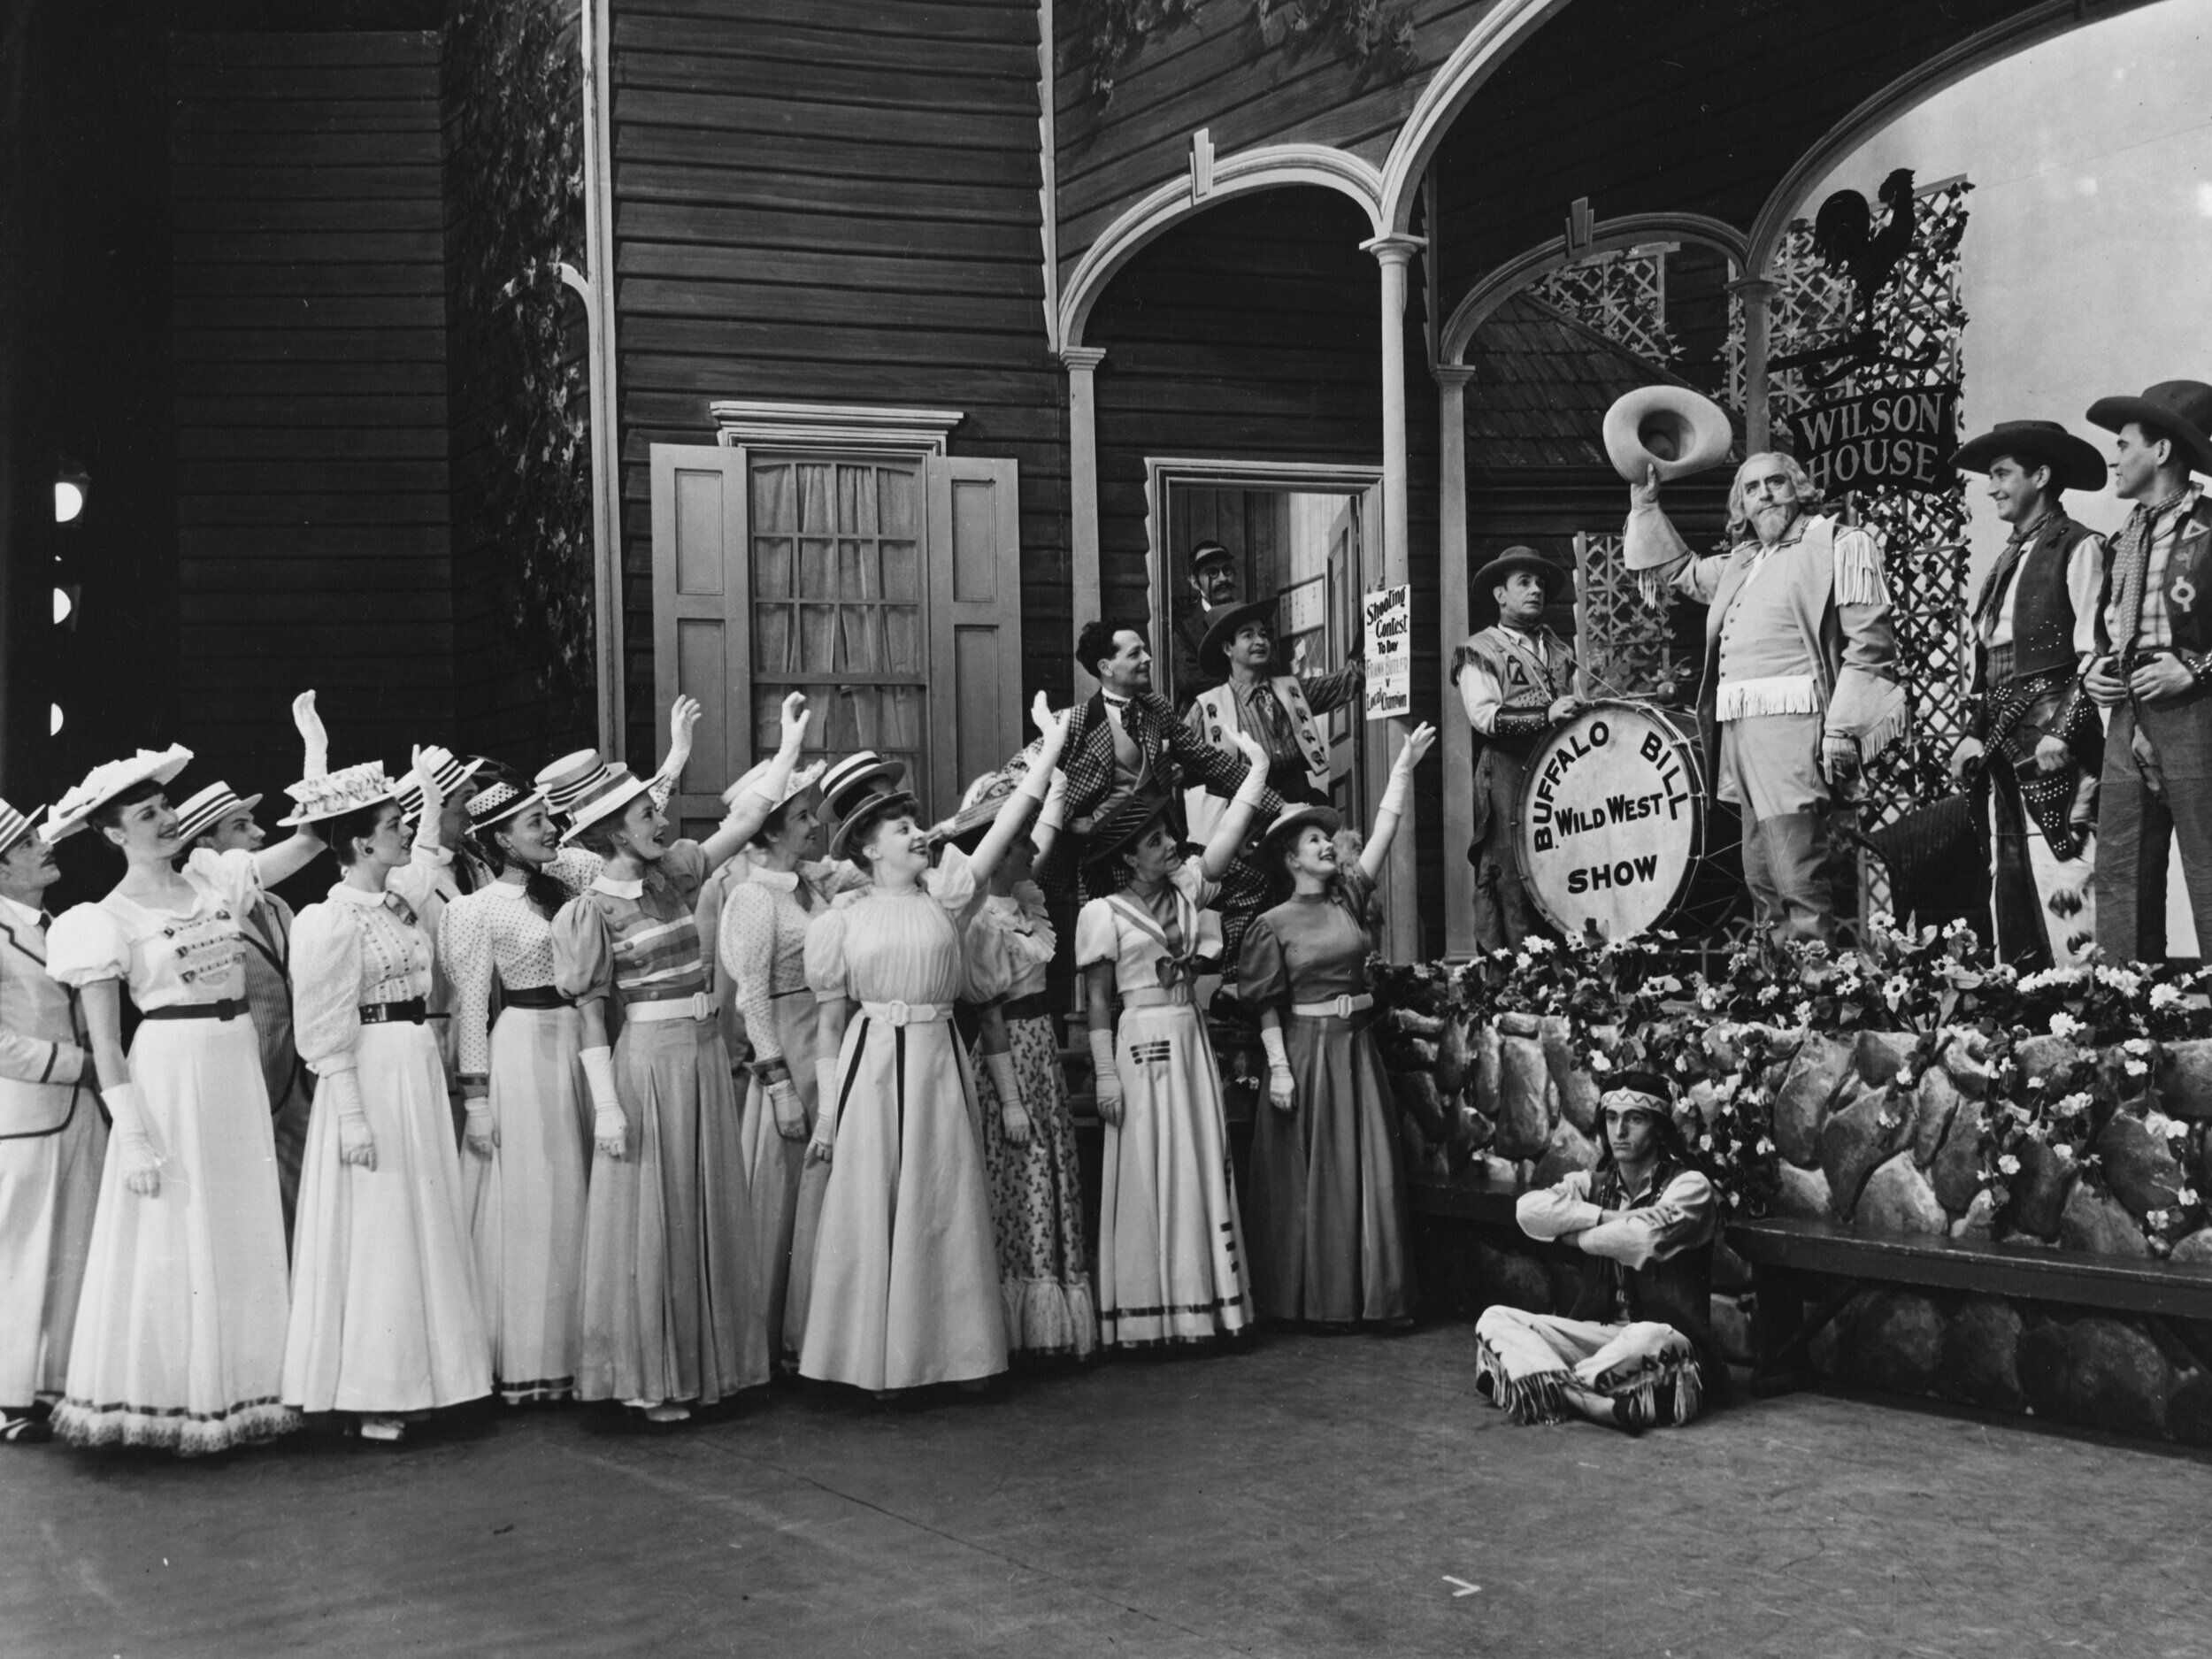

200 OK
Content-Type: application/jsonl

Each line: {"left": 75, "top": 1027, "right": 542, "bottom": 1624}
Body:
{"left": 1772, "top": 166, "right": 1939, "bottom": 384}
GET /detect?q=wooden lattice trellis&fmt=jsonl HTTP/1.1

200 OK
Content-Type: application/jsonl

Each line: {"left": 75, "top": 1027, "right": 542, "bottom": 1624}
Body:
{"left": 1573, "top": 529, "right": 1690, "bottom": 702}
{"left": 1528, "top": 242, "right": 1680, "bottom": 367}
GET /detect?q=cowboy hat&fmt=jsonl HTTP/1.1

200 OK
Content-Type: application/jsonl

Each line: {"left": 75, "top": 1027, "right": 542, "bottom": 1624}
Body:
{"left": 1603, "top": 386, "right": 1734, "bottom": 484}
{"left": 1196, "top": 595, "right": 1279, "bottom": 680}
{"left": 828, "top": 787, "right": 922, "bottom": 864}
{"left": 1950, "top": 419, "right": 2106, "bottom": 493}
{"left": 2085, "top": 380, "right": 2212, "bottom": 479}
{"left": 1470, "top": 547, "right": 1566, "bottom": 604}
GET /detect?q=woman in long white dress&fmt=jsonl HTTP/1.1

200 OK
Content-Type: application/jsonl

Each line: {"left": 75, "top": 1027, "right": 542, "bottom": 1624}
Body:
{"left": 43, "top": 703, "right": 328, "bottom": 1455}
{"left": 1077, "top": 730, "right": 1272, "bottom": 1351}
{"left": 799, "top": 697, "right": 1069, "bottom": 1395}
{"left": 554, "top": 695, "right": 810, "bottom": 1424}
{"left": 283, "top": 757, "right": 491, "bottom": 1442}
{"left": 441, "top": 769, "right": 607, "bottom": 1405}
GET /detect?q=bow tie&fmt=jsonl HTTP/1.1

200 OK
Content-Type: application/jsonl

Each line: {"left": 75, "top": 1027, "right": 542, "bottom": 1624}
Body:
{"left": 1102, "top": 694, "right": 1132, "bottom": 708}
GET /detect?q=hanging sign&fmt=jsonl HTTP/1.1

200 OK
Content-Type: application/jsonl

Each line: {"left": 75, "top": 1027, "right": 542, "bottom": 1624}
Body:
{"left": 1786, "top": 382, "right": 1960, "bottom": 496}
{"left": 1363, "top": 583, "right": 1410, "bottom": 720}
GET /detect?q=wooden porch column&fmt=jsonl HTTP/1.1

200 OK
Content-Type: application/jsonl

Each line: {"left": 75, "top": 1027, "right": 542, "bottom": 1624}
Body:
{"left": 1363, "top": 232, "right": 1425, "bottom": 959}
{"left": 1062, "top": 345, "right": 1106, "bottom": 662}
{"left": 1433, "top": 362, "right": 1476, "bottom": 958}
{"left": 1734, "top": 275, "right": 1778, "bottom": 454}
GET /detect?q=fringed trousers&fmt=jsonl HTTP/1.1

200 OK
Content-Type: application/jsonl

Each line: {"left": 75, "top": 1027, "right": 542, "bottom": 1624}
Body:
{"left": 1472, "top": 1306, "right": 1704, "bottom": 1429}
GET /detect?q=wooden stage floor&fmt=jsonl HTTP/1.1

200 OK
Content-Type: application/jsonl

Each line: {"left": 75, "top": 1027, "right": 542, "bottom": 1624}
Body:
{"left": 4, "top": 1325, "right": 2206, "bottom": 1656}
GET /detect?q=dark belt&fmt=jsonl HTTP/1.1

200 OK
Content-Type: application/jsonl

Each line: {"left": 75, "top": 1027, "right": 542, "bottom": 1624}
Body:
{"left": 499, "top": 987, "right": 572, "bottom": 1011}
{"left": 358, "top": 998, "right": 429, "bottom": 1025}
{"left": 142, "top": 998, "right": 248, "bottom": 1023}
{"left": 1002, "top": 992, "right": 1056, "bottom": 1022}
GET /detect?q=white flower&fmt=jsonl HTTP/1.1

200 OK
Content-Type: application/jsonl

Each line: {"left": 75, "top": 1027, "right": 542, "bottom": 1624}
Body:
{"left": 1998, "top": 1154, "right": 2022, "bottom": 1177}
{"left": 1758, "top": 986, "right": 1780, "bottom": 1005}
{"left": 1698, "top": 987, "right": 1723, "bottom": 1011}
{"left": 2151, "top": 983, "right": 2185, "bottom": 1011}
{"left": 1896, "top": 1071, "right": 1916, "bottom": 1090}
{"left": 2095, "top": 965, "right": 2144, "bottom": 997}
{"left": 1588, "top": 1052, "right": 1611, "bottom": 1072}
{"left": 2149, "top": 1210, "right": 2172, "bottom": 1230}
{"left": 1793, "top": 1002, "right": 1814, "bottom": 1026}
{"left": 1522, "top": 936, "right": 1554, "bottom": 956}
{"left": 1867, "top": 910, "right": 1896, "bottom": 933}
{"left": 2164, "top": 1119, "right": 2192, "bottom": 1143}
{"left": 2180, "top": 1187, "right": 2203, "bottom": 1208}
{"left": 2125, "top": 1059, "right": 2149, "bottom": 1078}
{"left": 2056, "top": 1092, "right": 2092, "bottom": 1119}
{"left": 2052, "top": 1143, "right": 2074, "bottom": 1164}
{"left": 2047, "top": 1011, "right": 2083, "bottom": 1041}
{"left": 2124, "top": 1037, "right": 2154, "bottom": 1056}
{"left": 1698, "top": 1134, "right": 1714, "bottom": 1151}
{"left": 1755, "top": 1137, "right": 1775, "bottom": 1156}
{"left": 1884, "top": 975, "right": 1910, "bottom": 1007}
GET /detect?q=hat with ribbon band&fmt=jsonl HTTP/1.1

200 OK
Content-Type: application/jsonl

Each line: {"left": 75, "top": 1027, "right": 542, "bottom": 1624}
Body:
{"left": 556, "top": 761, "right": 656, "bottom": 846}
{"left": 392, "top": 747, "right": 487, "bottom": 819}
{"left": 279, "top": 760, "right": 398, "bottom": 827}
{"left": 817, "top": 749, "right": 908, "bottom": 823}
{"left": 171, "top": 781, "right": 265, "bottom": 849}
{"left": 45, "top": 746, "right": 195, "bottom": 842}
{"left": 0, "top": 799, "right": 45, "bottom": 861}
{"left": 465, "top": 780, "right": 545, "bottom": 833}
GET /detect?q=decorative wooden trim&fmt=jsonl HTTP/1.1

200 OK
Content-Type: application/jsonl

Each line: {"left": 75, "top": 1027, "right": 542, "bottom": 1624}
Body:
{"left": 709, "top": 401, "right": 964, "bottom": 456}
{"left": 1743, "top": 0, "right": 2157, "bottom": 277}
{"left": 1438, "top": 212, "right": 1748, "bottom": 365}
{"left": 1433, "top": 364, "right": 1477, "bottom": 956}
{"left": 1037, "top": 0, "right": 1059, "bottom": 354}
{"left": 1063, "top": 348, "right": 1108, "bottom": 662}
{"left": 1379, "top": 0, "right": 1573, "bottom": 234}
{"left": 580, "top": 0, "right": 625, "bottom": 751}
{"left": 1059, "top": 142, "right": 1385, "bottom": 349}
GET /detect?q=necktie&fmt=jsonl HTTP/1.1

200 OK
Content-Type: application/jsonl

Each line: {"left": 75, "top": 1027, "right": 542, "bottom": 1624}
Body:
{"left": 2110, "top": 488, "right": 2191, "bottom": 659}
{"left": 1104, "top": 698, "right": 1142, "bottom": 776}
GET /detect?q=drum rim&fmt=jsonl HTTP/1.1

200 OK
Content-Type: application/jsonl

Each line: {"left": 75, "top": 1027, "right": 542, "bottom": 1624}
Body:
{"left": 1509, "top": 699, "right": 1707, "bottom": 942}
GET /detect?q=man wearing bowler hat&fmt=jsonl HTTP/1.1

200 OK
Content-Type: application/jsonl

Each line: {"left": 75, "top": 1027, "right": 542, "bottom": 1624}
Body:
{"left": 1451, "top": 548, "right": 1579, "bottom": 950}
{"left": 1947, "top": 419, "right": 2111, "bottom": 971}
{"left": 2080, "top": 380, "right": 2212, "bottom": 962}
{"left": 1170, "top": 541, "right": 1242, "bottom": 710}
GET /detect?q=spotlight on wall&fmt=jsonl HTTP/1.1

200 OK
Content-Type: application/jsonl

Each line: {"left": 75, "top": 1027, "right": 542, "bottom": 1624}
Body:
{"left": 53, "top": 585, "right": 80, "bottom": 627}
{"left": 49, "top": 704, "right": 64, "bottom": 736}
{"left": 53, "top": 469, "right": 90, "bottom": 524}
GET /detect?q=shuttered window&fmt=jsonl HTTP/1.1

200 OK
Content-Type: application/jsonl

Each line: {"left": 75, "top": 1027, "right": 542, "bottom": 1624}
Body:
{"left": 650, "top": 442, "right": 1023, "bottom": 838}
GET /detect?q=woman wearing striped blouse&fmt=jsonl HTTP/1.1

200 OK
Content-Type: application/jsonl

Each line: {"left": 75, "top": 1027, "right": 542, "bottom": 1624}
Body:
{"left": 549, "top": 695, "right": 810, "bottom": 1425}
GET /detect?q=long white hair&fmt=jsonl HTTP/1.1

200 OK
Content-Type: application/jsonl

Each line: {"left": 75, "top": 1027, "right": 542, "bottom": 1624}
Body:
{"left": 1725, "top": 451, "right": 1823, "bottom": 541}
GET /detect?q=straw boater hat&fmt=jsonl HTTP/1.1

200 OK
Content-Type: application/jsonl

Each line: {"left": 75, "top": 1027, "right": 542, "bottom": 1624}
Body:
{"left": 392, "top": 746, "right": 486, "bottom": 820}
{"left": 534, "top": 749, "right": 608, "bottom": 818}
{"left": 1949, "top": 419, "right": 2107, "bottom": 493}
{"left": 171, "top": 780, "right": 264, "bottom": 848}
{"left": 816, "top": 749, "right": 907, "bottom": 822}
{"left": 1196, "top": 595, "right": 1279, "bottom": 680}
{"left": 1470, "top": 546, "right": 1565, "bottom": 604}
{"left": 827, "top": 785, "right": 921, "bottom": 864}
{"left": 1602, "top": 386, "right": 1734, "bottom": 484}
{"left": 0, "top": 799, "right": 47, "bottom": 861}
{"left": 278, "top": 760, "right": 397, "bottom": 827}
{"left": 44, "top": 746, "right": 194, "bottom": 841}
{"left": 465, "top": 779, "right": 545, "bottom": 834}
{"left": 2085, "top": 380, "right": 2212, "bottom": 479}
{"left": 554, "top": 760, "right": 656, "bottom": 846}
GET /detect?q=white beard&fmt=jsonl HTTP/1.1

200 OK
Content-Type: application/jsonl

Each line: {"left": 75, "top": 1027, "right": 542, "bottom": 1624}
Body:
{"left": 1753, "top": 502, "right": 1799, "bottom": 544}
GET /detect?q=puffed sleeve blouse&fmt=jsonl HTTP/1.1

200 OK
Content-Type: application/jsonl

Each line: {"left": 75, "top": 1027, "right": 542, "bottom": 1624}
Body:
{"left": 1235, "top": 866, "right": 1378, "bottom": 1015}
{"left": 289, "top": 883, "right": 436, "bottom": 1079}
{"left": 964, "top": 879, "right": 1056, "bottom": 1004}
{"left": 1073, "top": 859, "right": 1219, "bottom": 988}
{"left": 47, "top": 847, "right": 259, "bottom": 1008}
{"left": 551, "top": 841, "right": 712, "bottom": 1010}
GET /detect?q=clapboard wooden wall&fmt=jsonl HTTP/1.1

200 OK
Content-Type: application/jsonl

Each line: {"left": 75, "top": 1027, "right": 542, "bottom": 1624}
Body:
{"left": 606, "top": 0, "right": 1067, "bottom": 770}
{"left": 169, "top": 29, "right": 452, "bottom": 787}
{"left": 1087, "top": 185, "right": 1444, "bottom": 955}
{"left": 1055, "top": 0, "right": 1484, "bottom": 293}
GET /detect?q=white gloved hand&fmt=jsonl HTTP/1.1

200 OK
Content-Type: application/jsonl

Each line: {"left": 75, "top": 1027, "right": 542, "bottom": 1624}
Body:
{"left": 1260, "top": 1024, "right": 1296, "bottom": 1114}
{"left": 324, "top": 1067, "right": 376, "bottom": 1171}
{"left": 104, "top": 1080, "right": 164, "bottom": 1197}
{"left": 1087, "top": 1026, "right": 1124, "bottom": 1126}
{"left": 984, "top": 1048, "right": 1030, "bottom": 1147}
{"left": 463, "top": 1092, "right": 498, "bottom": 1158}
{"left": 581, "top": 1046, "right": 626, "bottom": 1161}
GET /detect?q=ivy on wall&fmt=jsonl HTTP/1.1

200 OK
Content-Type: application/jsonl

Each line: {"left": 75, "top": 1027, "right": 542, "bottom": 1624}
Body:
{"left": 443, "top": 0, "right": 595, "bottom": 741}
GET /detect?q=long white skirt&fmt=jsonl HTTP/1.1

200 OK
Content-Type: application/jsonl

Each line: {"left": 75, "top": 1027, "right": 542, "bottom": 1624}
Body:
{"left": 468, "top": 1002, "right": 590, "bottom": 1403}
{"left": 800, "top": 1015, "right": 1006, "bottom": 1391}
{"left": 284, "top": 1021, "right": 490, "bottom": 1415}
{"left": 1098, "top": 1002, "right": 1252, "bottom": 1348}
{"left": 55, "top": 1016, "right": 296, "bottom": 1454}
{"left": 736, "top": 989, "right": 823, "bottom": 1366}
{"left": 0, "top": 1093, "right": 105, "bottom": 1407}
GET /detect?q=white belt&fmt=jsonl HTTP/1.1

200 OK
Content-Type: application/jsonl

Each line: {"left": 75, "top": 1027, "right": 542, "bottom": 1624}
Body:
{"left": 626, "top": 991, "right": 715, "bottom": 1024}
{"left": 1121, "top": 986, "right": 1192, "bottom": 1008}
{"left": 859, "top": 1000, "right": 949, "bottom": 1026}
{"left": 1291, "top": 992, "right": 1373, "bottom": 1019}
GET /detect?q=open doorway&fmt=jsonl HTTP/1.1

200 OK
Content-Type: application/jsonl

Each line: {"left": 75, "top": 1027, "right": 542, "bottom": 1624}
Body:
{"left": 1146, "top": 459, "right": 1384, "bottom": 827}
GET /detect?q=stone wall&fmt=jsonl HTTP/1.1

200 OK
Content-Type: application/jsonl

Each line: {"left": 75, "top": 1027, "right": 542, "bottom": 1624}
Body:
{"left": 1385, "top": 1006, "right": 2212, "bottom": 1443}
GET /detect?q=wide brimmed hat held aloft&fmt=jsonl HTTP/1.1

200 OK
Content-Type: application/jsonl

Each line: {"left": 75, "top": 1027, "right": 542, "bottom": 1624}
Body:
{"left": 171, "top": 781, "right": 265, "bottom": 848}
{"left": 828, "top": 787, "right": 921, "bottom": 864}
{"left": 1602, "top": 386, "right": 1734, "bottom": 484}
{"left": 278, "top": 760, "right": 397, "bottom": 827}
{"left": 1949, "top": 419, "right": 2107, "bottom": 493}
{"left": 1196, "top": 595, "right": 1279, "bottom": 680}
{"left": 1470, "top": 546, "right": 1565, "bottom": 604}
{"left": 2085, "top": 380, "right": 2212, "bottom": 478}
{"left": 45, "top": 746, "right": 195, "bottom": 841}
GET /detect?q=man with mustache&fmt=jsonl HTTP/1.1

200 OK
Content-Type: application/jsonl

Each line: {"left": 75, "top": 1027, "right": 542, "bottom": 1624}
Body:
{"left": 0, "top": 801, "right": 105, "bottom": 1444}
{"left": 1169, "top": 541, "right": 1242, "bottom": 710}
{"left": 1630, "top": 452, "right": 1904, "bottom": 943}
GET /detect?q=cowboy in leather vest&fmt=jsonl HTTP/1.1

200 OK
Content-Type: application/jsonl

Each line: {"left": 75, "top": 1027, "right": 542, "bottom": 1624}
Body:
{"left": 1451, "top": 548, "right": 1578, "bottom": 951}
{"left": 2082, "top": 380, "right": 2212, "bottom": 963}
{"left": 0, "top": 802, "right": 104, "bottom": 1443}
{"left": 1947, "top": 420, "right": 2111, "bottom": 971}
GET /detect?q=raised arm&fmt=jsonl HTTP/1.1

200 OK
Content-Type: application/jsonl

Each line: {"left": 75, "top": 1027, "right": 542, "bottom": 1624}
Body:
{"left": 699, "top": 693, "right": 810, "bottom": 872}
{"left": 1359, "top": 722, "right": 1437, "bottom": 881}
{"left": 649, "top": 694, "right": 699, "bottom": 813}
{"left": 965, "top": 694, "right": 1070, "bottom": 890}
{"left": 1029, "top": 766, "right": 1069, "bottom": 862}
{"left": 1196, "top": 729, "right": 1273, "bottom": 880}
{"left": 385, "top": 747, "right": 448, "bottom": 914}
{"left": 250, "top": 690, "right": 330, "bottom": 887}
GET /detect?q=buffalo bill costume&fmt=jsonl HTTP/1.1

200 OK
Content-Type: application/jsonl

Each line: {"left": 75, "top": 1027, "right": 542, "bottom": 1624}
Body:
{"left": 1951, "top": 421, "right": 2110, "bottom": 970}
{"left": 1633, "top": 457, "right": 1904, "bottom": 944}
{"left": 2086, "top": 380, "right": 2212, "bottom": 962}
{"left": 0, "top": 802, "right": 104, "bottom": 1443}
{"left": 1474, "top": 1072, "right": 1718, "bottom": 1432}
{"left": 1450, "top": 549, "right": 1577, "bottom": 951}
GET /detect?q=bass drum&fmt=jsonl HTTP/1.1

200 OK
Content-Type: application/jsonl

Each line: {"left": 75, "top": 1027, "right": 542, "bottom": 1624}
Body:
{"left": 1512, "top": 701, "right": 1724, "bottom": 941}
